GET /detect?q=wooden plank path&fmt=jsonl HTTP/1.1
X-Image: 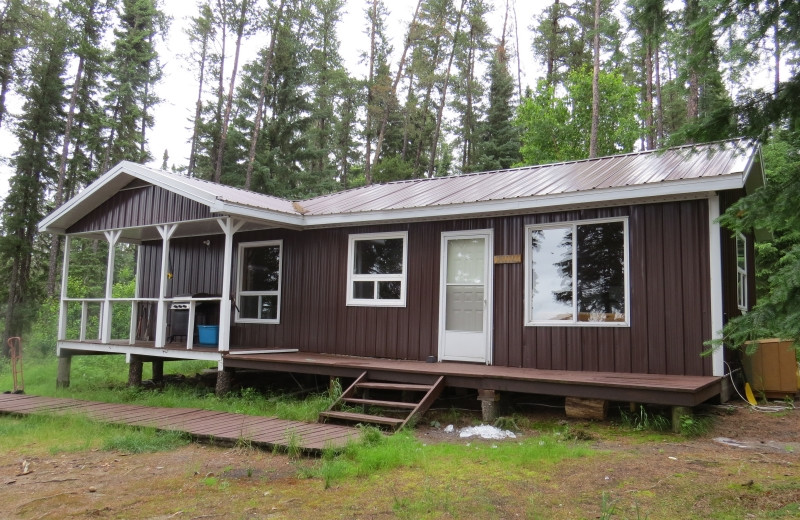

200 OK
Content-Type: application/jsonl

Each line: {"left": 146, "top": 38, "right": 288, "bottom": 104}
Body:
{"left": 0, "top": 393, "right": 360, "bottom": 453}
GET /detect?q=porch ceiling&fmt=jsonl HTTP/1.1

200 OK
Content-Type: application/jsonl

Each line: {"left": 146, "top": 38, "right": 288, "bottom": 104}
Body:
{"left": 70, "top": 218, "right": 272, "bottom": 244}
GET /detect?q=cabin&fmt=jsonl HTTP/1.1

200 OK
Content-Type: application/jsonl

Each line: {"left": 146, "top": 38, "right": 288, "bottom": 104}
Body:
{"left": 39, "top": 139, "right": 764, "bottom": 425}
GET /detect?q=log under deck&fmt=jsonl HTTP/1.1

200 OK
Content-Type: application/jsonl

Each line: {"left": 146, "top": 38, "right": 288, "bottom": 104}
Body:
{"left": 224, "top": 352, "right": 723, "bottom": 407}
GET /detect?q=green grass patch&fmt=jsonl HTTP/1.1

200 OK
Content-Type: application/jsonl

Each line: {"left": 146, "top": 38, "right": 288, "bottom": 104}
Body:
{"left": 0, "top": 413, "right": 188, "bottom": 456}
{"left": 307, "top": 424, "right": 594, "bottom": 489}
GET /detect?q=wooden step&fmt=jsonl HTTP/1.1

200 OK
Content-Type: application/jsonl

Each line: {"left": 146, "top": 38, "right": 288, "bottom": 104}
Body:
{"left": 342, "top": 397, "right": 418, "bottom": 409}
{"left": 319, "top": 410, "right": 404, "bottom": 427}
{"left": 356, "top": 382, "right": 433, "bottom": 392}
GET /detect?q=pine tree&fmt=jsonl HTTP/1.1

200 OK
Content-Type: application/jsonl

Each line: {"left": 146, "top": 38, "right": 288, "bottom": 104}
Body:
{"left": 1, "top": 8, "right": 67, "bottom": 340}
{"left": 46, "top": 0, "right": 109, "bottom": 297}
{"left": 186, "top": 2, "right": 215, "bottom": 177}
{"left": 102, "top": 0, "right": 165, "bottom": 171}
{"left": 475, "top": 43, "right": 520, "bottom": 171}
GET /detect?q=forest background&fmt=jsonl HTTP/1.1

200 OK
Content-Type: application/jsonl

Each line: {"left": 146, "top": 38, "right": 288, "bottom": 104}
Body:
{"left": 0, "top": 0, "right": 798, "bottom": 355}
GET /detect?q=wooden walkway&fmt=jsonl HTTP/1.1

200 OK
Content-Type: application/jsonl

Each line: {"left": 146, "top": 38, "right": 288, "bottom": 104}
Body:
{"left": 0, "top": 393, "right": 360, "bottom": 453}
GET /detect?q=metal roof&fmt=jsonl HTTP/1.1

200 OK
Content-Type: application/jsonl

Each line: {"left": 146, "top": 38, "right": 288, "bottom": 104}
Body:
{"left": 39, "top": 139, "right": 763, "bottom": 235}
{"left": 300, "top": 139, "right": 760, "bottom": 216}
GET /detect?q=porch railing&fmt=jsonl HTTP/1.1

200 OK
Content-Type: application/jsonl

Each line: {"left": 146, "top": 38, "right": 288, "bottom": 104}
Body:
{"left": 58, "top": 296, "right": 225, "bottom": 351}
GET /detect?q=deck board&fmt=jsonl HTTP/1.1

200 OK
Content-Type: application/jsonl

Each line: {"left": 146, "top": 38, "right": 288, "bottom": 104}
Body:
{"left": 0, "top": 394, "right": 359, "bottom": 453}
{"left": 223, "top": 352, "right": 723, "bottom": 407}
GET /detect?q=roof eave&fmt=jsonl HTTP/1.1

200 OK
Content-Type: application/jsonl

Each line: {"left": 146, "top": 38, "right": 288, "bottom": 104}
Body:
{"left": 301, "top": 174, "right": 748, "bottom": 228}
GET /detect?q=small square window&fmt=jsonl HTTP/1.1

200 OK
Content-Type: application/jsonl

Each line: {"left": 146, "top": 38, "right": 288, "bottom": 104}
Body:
{"left": 346, "top": 232, "right": 408, "bottom": 306}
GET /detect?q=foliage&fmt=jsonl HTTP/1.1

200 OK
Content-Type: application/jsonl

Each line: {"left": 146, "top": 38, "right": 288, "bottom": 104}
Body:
{"left": 618, "top": 405, "right": 671, "bottom": 432}
{"left": 516, "top": 68, "right": 640, "bottom": 165}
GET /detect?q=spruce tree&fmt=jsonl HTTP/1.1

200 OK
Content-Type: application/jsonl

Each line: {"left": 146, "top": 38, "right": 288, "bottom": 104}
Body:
{"left": 102, "top": 0, "right": 165, "bottom": 171}
{"left": 1, "top": 10, "right": 67, "bottom": 340}
{"left": 475, "top": 43, "right": 520, "bottom": 172}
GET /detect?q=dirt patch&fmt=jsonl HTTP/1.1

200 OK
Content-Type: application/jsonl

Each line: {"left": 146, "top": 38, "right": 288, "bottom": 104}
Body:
{"left": 1, "top": 401, "right": 798, "bottom": 519}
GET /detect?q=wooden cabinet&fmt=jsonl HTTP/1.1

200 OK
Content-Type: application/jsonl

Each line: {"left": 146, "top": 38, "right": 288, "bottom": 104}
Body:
{"left": 742, "top": 339, "right": 799, "bottom": 399}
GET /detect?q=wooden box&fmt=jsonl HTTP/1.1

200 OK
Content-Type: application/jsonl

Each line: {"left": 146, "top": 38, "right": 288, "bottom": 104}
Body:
{"left": 741, "top": 339, "right": 799, "bottom": 399}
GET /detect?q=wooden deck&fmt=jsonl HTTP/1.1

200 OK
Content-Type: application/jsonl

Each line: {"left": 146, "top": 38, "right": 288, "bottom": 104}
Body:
{"left": 0, "top": 393, "right": 359, "bottom": 452}
{"left": 223, "top": 352, "right": 723, "bottom": 407}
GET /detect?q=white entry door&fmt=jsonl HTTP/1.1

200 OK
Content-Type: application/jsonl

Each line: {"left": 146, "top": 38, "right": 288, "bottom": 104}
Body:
{"left": 438, "top": 229, "right": 493, "bottom": 364}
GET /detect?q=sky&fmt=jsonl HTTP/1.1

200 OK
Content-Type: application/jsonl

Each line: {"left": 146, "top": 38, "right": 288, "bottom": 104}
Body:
{"left": 0, "top": 0, "right": 550, "bottom": 200}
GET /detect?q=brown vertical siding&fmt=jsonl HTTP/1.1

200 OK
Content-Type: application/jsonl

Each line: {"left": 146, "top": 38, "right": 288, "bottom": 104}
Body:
{"left": 135, "top": 199, "right": 715, "bottom": 376}
{"left": 68, "top": 184, "right": 212, "bottom": 233}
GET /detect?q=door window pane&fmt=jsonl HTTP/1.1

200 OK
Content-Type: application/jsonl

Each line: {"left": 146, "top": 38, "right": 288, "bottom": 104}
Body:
{"left": 445, "top": 286, "right": 484, "bottom": 331}
{"left": 446, "top": 238, "right": 485, "bottom": 284}
{"left": 530, "top": 227, "right": 573, "bottom": 321}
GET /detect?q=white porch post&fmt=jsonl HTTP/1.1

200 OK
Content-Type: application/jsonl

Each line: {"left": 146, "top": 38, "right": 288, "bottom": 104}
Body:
{"left": 708, "top": 195, "right": 724, "bottom": 377}
{"left": 58, "top": 235, "right": 71, "bottom": 342}
{"left": 216, "top": 217, "right": 244, "bottom": 352}
{"left": 129, "top": 244, "right": 143, "bottom": 345}
{"left": 155, "top": 224, "right": 178, "bottom": 348}
{"left": 101, "top": 230, "right": 122, "bottom": 344}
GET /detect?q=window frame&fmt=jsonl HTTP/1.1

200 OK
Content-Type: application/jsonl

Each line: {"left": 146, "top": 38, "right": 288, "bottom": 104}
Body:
{"left": 346, "top": 231, "right": 409, "bottom": 307}
{"left": 235, "top": 239, "right": 283, "bottom": 324}
{"left": 735, "top": 232, "right": 748, "bottom": 312}
{"left": 524, "top": 217, "right": 630, "bottom": 327}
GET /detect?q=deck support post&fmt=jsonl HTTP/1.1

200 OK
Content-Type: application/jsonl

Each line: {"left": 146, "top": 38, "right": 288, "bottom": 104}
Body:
{"left": 215, "top": 368, "right": 234, "bottom": 396}
{"left": 478, "top": 389, "right": 500, "bottom": 423}
{"left": 671, "top": 406, "right": 692, "bottom": 434}
{"left": 56, "top": 355, "right": 72, "bottom": 389}
{"left": 152, "top": 359, "right": 164, "bottom": 383}
{"left": 128, "top": 356, "right": 144, "bottom": 388}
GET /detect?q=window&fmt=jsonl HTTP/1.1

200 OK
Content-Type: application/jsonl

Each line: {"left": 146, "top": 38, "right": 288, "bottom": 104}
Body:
{"left": 736, "top": 232, "right": 748, "bottom": 312}
{"left": 525, "top": 219, "right": 629, "bottom": 326}
{"left": 237, "top": 240, "right": 282, "bottom": 323}
{"left": 347, "top": 232, "right": 408, "bottom": 306}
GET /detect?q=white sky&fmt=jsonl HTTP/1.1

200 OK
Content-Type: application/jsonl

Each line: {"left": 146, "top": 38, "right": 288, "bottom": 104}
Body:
{"left": 0, "top": 0, "right": 550, "bottom": 200}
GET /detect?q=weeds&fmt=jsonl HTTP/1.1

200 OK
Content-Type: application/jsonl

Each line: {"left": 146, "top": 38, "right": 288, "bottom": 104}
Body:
{"left": 102, "top": 427, "right": 189, "bottom": 454}
{"left": 678, "top": 414, "right": 712, "bottom": 437}
{"left": 618, "top": 406, "right": 671, "bottom": 432}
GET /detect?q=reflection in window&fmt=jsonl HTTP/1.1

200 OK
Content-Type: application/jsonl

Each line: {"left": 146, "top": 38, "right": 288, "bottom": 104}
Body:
{"left": 527, "top": 220, "right": 627, "bottom": 325}
{"left": 347, "top": 232, "right": 408, "bottom": 306}
{"left": 237, "top": 241, "right": 282, "bottom": 322}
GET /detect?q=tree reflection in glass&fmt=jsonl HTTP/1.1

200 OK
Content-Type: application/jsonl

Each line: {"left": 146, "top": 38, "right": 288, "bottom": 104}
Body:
{"left": 530, "top": 227, "right": 574, "bottom": 321}
{"left": 353, "top": 238, "right": 403, "bottom": 275}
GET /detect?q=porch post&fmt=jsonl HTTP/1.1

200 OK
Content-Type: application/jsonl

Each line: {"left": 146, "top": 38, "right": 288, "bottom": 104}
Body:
{"left": 155, "top": 224, "right": 178, "bottom": 348}
{"left": 216, "top": 217, "right": 244, "bottom": 353}
{"left": 129, "top": 244, "right": 142, "bottom": 345}
{"left": 58, "top": 235, "right": 71, "bottom": 341}
{"left": 708, "top": 195, "right": 724, "bottom": 377}
{"left": 101, "top": 230, "right": 122, "bottom": 344}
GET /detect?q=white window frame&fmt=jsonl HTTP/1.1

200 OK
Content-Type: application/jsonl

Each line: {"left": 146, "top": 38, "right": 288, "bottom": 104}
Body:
{"left": 236, "top": 239, "right": 282, "bottom": 324}
{"left": 346, "top": 231, "right": 408, "bottom": 307}
{"left": 736, "top": 232, "right": 748, "bottom": 312}
{"left": 524, "top": 217, "right": 630, "bottom": 327}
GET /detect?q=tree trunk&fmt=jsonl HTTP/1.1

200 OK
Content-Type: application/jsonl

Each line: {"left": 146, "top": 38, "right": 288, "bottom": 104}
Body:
{"left": 655, "top": 36, "right": 664, "bottom": 145}
{"left": 244, "top": 0, "right": 284, "bottom": 191}
{"left": 371, "top": 0, "right": 422, "bottom": 170}
{"left": 512, "top": 0, "right": 522, "bottom": 100}
{"left": 214, "top": 0, "right": 249, "bottom": 183}
{"left": 427, "top": 0, "right": 466, "bottom": 178}
{"left": 364, "top": 0, "right": 377, "bottom": 185}
{"left": 588, "top": 0, "right": 600, "bottom": 159}
{"left": 47, "top": 55, "right": 85, "bottom": 297}
{"left": 187, "top": 25, "right": 210, "bottom": 177}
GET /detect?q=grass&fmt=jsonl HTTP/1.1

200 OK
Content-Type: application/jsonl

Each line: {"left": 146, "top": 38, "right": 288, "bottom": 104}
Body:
{"left": 0, "top": 413, "right": 189, "bottom": 456}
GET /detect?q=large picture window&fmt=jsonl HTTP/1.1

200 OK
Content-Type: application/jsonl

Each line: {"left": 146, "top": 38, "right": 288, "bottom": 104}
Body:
{"left": 347, "top": 232, "right": 408, "bottom": 306}
{"left": 237, "top": 240, "right": 282, "bottom": 323}
{"left": 525, "top": 219, "right": 629, "bottom": 326}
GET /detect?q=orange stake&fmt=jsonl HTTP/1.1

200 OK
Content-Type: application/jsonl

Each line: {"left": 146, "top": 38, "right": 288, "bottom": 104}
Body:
{"left": 7, "top": 337, "right": 23, "bottom": 393}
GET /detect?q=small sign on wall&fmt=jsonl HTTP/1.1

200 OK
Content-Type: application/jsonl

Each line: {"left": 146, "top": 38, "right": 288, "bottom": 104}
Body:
{"left": 494, "top": 254, "right": 521, "bottom": 265}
